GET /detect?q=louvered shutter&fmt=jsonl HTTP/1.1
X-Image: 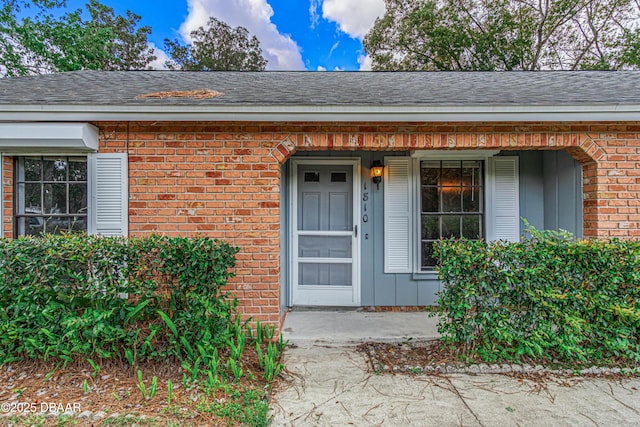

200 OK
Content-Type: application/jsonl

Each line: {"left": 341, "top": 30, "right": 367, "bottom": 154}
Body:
{"left": 88, "top": 153, "right": 128, "bottom": 236}
{"left": 384, "top": 157, "right": 413, "bottom": 273}
{"left": 489, "top": 157, "right": 519, "bottom": 242}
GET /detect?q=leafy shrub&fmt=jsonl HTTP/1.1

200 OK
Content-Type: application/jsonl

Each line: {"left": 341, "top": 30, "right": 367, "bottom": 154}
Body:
{"left": 433, "top": 226, "right": 640, "bottom": 365}
{"left": 0, "top": 234, "right": 239, "bottom": 363}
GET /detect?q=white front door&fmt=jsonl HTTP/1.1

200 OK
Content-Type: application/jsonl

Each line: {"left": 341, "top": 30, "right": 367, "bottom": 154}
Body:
{"left": 291, "top": 159, "right": 360, "bottom": 306}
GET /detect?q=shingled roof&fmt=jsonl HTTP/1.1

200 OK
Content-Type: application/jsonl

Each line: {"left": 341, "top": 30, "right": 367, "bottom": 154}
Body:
{"left": 1, "top": 70, "right": 639, "bottom": 122}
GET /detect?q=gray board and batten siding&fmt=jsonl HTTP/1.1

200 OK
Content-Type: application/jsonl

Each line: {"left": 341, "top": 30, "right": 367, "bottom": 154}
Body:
{"left": 282, "top": 150, "right": 583, "bottom": 308}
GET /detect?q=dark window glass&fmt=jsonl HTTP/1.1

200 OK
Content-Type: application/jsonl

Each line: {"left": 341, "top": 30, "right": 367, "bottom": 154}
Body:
{"left": 304, "top": 171, "right": 320, "bottom": 182}
{"left": 331, "top": 172, "right": 347, "bottom": 183}
{"left": 420, "top": 160, "right": 484, "bottom": 269}
{"left": 15, "top": 157, "right": 88, "bottom": 236}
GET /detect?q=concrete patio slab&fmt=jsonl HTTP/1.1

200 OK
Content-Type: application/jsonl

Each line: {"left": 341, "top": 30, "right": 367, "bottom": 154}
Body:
{"left": 281, "top": 309, "right": 440, "bottom": 346}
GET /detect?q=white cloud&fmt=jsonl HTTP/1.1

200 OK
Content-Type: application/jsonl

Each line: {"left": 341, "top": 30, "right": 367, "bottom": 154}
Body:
{"left": 328, "top": 41, "right": 339, "bottom": 57}
{"left": 182, "top": 0, "right": 304, "bottom": 70}
{"left": 358, "top": 54, "right": 373, "bottom": 71}
{"left": 309, "top": 0, "right": 321, "bottom": 28}
{"left": 317, "top": 65, "right": 327, "bottom": 71}
{"left": 322, "top": 0, "right": 385, "bottom": 39}
{"left": 148, "top": 43, "right": 170, "bottom": 70}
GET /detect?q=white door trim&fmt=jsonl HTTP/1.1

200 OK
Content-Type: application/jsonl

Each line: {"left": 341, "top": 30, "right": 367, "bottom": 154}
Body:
{"left": 289, "top": 158, "right": 361, "bottom": 306}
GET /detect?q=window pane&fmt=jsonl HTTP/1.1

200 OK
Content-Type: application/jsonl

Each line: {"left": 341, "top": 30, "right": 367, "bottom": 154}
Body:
{"left": 24, "top": 158, "right": 41, "bottom": 181}
{"left": 421, "top": 186, "right": 439, "bottom": 212}
{"left": 442, "top": 215, "right": 461, "bottom": 239}
{"left": 24, "top": 183, "right": 41, "bottom": 212}
{"left": 462, "top": 216, "right": 482, "bottom": 239}
{"left": 421, "top": 241, "right": 436, "bottom": 267}
{"left": 69, "top": 183, "right": 87, "bottom": 214}
{"left": 421, "top": 215, "right": 440, "bottom": 240}
{"left": 331, "top": 172, "right": 346, "bottom": 183}
{"left": 70, "top": 216, "right": 87, "bottom": 232}
{"left": 43, "top": 158, "right": 67, "bottom": 182}
{"left": 421, "top": 161, "right": 440, "bottom": 185}
{"left": 47, "top": 217, "right": 70, "bottom": 234}
{"left": 19, "top": 216, "right": 44, "bottom": 235}
{"left": 442, "top": 188, "right": 461, "bottom": 212}
{"left": 441, "top": 161, "right": 461, "bottom": 186}
{"left": 69, "top": 159, "right": 87, "bottom": 181}
{"left": 44, "top": 183, "right": 66, "bottom": 214}
{"left": 461, "top": 161, "right": 481, "bottom": 186}
{"left": 462, "top": 186, "right": 481, "bottom": 212}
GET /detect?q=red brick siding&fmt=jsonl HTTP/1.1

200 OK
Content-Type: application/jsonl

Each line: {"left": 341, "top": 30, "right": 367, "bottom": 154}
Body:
{"left": 3, "top": 121, "right": 640, "bottom": 326}
{"left": 2, "top": 156, "right": 13, "bottom": 237}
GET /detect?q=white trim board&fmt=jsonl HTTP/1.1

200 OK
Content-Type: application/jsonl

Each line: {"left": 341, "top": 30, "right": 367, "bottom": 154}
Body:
{"left": 3, "top": 104, "right": 640, "bottom": 122}
{"left": 0, "top": 123, "right": 98, "bottom": 153}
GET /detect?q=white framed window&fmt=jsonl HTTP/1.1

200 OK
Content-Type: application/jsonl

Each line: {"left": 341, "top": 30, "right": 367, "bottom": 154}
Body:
{"left": 15, "top": 156, "right": 88, "bottom": 236}
{"left": 13, "top": 153, "right": 128, "bottom": 237}
{"left": 384, "top": 152, "right": 519, "bottom": 273}
{"left": 419, "top": 160, "right": 485, "bottom": 269}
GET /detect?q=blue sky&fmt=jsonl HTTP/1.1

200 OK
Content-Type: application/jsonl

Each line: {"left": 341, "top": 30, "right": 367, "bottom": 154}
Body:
{"left": 63, "top": 0, "right": 387, "bottom": 70}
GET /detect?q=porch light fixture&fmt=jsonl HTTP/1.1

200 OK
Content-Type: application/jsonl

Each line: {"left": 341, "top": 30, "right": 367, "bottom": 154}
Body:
{"left": 371, "top": 160, "right": 384, "bottom": 189}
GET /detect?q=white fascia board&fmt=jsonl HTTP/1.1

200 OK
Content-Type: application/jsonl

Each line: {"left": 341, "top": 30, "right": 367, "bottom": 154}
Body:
{"left": 0, "top": 122, "right": 98, "bottom": 152}
{"left": 0, "top": 104, "right": 640, "bottom": 122}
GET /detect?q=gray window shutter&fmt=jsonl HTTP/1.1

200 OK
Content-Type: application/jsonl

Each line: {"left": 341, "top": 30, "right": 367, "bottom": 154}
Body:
{"left": 489, "top": 157, "right": 519, "bottom": 242}
{"left": 88, "top": 153, "right": 128, "bottom": 236}
{"left": 384, "top": 157, "right": 413, "bottom": 273}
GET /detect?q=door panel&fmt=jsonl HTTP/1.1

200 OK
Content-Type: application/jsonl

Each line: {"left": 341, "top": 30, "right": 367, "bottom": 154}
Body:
{"left": 292, "top": 161, "right": 359, "bottom": 306}
{"left": 329, "top": 192, "right": 350, "bottom": 230}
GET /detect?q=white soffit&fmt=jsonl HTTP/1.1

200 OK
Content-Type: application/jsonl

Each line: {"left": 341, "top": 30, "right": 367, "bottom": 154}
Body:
{"left": 0, "top": 123, "right": 98, "bottom": 153}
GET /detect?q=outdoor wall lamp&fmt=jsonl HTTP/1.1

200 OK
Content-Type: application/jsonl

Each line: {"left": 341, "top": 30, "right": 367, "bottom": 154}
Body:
{"left": 370, "top": 160, "right": 384, "bottom": 189}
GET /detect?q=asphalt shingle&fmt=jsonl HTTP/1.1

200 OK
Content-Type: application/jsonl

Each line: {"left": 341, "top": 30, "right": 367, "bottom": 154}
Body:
{"left": 0, "top": 70, "right": 638, "bottom": 107}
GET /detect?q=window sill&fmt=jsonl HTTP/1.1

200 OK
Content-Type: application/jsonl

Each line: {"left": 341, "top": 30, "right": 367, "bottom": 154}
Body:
{"left": 412, "top": 270, "right": 439, "bottom": 281}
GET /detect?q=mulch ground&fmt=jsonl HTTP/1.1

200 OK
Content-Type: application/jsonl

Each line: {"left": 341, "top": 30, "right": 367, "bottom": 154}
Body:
{"left": 0, "top": 349, "right": 271, "bottom": 426}
{"left": 357, "top": 340, "right": 640, "bottom": 379}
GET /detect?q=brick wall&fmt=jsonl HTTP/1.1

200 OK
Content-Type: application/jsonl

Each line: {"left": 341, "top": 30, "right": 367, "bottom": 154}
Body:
{"left": 97, "top": 122, "right": 285, "bottom": 325}
{"left": 3, "top": 121, "right": 639, "bottom": 325}
{"left": 2, "top": 156, "right": 13, "bottom": 237}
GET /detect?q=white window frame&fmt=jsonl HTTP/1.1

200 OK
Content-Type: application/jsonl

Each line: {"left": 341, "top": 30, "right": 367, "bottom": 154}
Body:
{"left": 14, "top": 155, "right": 89, "bottom": 236}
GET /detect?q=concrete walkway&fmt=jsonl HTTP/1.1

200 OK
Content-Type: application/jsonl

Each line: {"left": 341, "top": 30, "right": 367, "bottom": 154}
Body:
{"left": 270, "top": 310, "right": 640, "bottom": 426}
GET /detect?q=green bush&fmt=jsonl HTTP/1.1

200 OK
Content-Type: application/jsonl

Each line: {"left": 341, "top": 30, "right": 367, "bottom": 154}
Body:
{"left": 0, "top": 234, "right": 239, "bottom": 363}
{"left": 433, "top": 226, "right": 640, "bottom": 365}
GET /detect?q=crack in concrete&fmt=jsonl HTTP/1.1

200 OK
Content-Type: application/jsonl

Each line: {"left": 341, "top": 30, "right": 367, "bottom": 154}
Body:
{"left": 444, "top": 377, "right": 485, "bottom": 427}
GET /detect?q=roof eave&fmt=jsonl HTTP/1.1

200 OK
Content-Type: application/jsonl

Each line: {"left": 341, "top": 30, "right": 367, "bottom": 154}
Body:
{"left": 0, "top": 104, "right": 639, "bottom": 122}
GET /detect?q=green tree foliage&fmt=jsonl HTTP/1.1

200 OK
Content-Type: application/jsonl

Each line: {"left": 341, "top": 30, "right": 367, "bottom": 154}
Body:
{"left": 164, "top": 17, "right": 267, "bottom": 71}
{"left": 0, "top": 0, "right": 155, "bottom": 76}
{"left": 364, "top": 0, "right": 640, "bottom": 71}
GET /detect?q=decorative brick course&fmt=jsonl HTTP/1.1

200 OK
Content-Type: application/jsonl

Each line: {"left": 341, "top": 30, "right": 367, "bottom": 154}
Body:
{"left": 3, "top": 121, "right": 640, "bottom": 327}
